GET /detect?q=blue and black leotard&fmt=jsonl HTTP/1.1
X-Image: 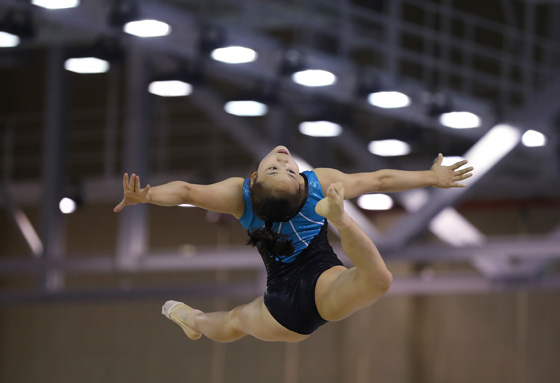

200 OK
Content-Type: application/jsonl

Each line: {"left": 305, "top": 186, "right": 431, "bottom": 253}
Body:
{"left": 239, "top": 170, "right": 343, "bottom": 335}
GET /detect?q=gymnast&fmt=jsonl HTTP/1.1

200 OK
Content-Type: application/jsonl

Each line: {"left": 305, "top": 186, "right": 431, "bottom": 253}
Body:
{"left": 114, "top": 146, "right": 473, "bottom": 342}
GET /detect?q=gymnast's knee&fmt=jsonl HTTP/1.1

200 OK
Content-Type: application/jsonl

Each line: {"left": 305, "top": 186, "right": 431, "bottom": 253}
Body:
{"left": 375, "top": 270, "right": 393, "bottom": 294}
{"left": 361, "top": 269, "right": 393, "bottom": 298}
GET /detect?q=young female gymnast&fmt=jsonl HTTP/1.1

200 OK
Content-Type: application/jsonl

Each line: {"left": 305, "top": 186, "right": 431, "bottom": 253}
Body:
{"left": 114, "top": 146, "right": 473, "bottom": 342}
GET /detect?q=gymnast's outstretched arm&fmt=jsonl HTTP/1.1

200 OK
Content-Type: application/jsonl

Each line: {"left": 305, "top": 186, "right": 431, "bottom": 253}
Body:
{"left": 113, "top": 173, "right": 245, "bottom": 218}
{"left": 313, "top": 153, "right": 473, "bottom": 199}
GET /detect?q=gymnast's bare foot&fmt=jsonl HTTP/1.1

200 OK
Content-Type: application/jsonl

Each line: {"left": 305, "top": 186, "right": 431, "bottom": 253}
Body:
{"left": 162, "top": 300, "right": 202, "bottom": 340}
{"left": 315, "top": 182, "right": 351, "bottom": 229}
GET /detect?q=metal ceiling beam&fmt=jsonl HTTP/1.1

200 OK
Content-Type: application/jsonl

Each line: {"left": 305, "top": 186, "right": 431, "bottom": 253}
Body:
{"left": 1, "top": 234, "right": 559, "bottom": 275}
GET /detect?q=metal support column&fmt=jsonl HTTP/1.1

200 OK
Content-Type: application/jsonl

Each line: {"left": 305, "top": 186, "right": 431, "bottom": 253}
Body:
{"left": 40, "top": 46, "right": 69, "bottom": 292}
{"left": 104, "top": 67, "right": 120, "bottom": 178}
{"left": 116, "top": 42, "right": 151, "bottom": 269}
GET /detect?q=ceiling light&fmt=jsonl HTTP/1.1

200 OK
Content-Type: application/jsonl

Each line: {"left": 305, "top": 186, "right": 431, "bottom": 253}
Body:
{"left": 32, "top": 0, "right": 80, "bottom": 9}
{"left": 439, "top": 111, "right": 481, "bottom": 129}
{"left": 59, "top": 197, "right": 77, "bottom": 214}
{"left": 292, "top": 69, "right": 336, "bottom": 87}
{"left": 124, "top": 19, "right": 171, "bottom": 37}
{"left": 299, "top": 121, "right": 342, "bottom": 137}
{"left": 368, "top": 91, "right": 410, "bottom": 108}
{"left": 357, "top": 194, "right": 394, "bottom": 210}
{"left": 368, "top": 139, "right": 411, "bottom": 157}
{"left": 148, "top": 80, "right": 192, "bottom": 97}
{"left": 211, "top": 46, "right": 258, "bottom": 64}
{"left": 521, "top": 130, "right": 546, "bottom": 147}
{"left": 64, "top": 57, "right": 110, "bottom": 74}
{"left": 224, "top": 100, "right": 268, "bottom": 116}
{"left": 0, "top": 31, "right": 19, "bottom": 47}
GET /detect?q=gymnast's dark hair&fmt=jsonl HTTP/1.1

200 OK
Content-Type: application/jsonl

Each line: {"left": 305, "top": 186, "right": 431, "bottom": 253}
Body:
{"left": 246, "top": 176, "right": 307, "bottom": 259}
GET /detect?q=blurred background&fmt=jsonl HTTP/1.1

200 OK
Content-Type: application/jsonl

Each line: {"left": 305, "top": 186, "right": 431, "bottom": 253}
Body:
{"left": 0, "top": 0, "right": 559, "bottom": 382}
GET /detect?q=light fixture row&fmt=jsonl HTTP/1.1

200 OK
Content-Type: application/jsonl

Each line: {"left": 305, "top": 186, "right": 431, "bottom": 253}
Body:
{"left": 3, "top": 0, "right": 546, "bottom": 159}
{"left": 2, "top": 0, "right": 484, "bottom": 133}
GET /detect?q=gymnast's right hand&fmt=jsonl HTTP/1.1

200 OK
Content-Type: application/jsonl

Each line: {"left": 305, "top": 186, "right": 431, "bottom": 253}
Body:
{"left": 113, "top": 173, "right": 151, "bottom": 213}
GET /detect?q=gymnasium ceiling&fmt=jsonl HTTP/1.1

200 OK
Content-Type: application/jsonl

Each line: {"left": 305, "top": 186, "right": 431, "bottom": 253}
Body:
{"left": 0, "top": 0, "right": 557, "bottom": 196}
{"left": 1, "top": 0, "right": 560, "bottom": 301}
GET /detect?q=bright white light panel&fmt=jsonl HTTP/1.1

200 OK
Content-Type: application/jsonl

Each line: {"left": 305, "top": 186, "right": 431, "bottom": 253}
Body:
{"left": 32, "top": 0, "right": 80, "bottom": 9}
{"left": 124, "top": 20, "right": 171, "bottom": 37}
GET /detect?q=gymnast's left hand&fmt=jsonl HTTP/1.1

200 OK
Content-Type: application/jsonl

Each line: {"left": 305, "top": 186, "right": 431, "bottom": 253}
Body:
{"left": 113, "top": 173, "right": 151, "bottom": 212}
{"left": 430, "top": 153, "right": 474, "bottom": 188}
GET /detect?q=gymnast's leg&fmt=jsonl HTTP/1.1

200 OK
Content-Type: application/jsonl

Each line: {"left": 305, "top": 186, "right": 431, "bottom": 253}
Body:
{"left": 314, "top": 182, "right": 393, "bottom": 322}
{"left": 162, "top": 297, "right": 308, "bottom": 343}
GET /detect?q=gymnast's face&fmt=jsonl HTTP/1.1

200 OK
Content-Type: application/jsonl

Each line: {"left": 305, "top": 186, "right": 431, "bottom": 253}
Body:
{"left": 252, "top": 146, "right": 301, "bottom": 195}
